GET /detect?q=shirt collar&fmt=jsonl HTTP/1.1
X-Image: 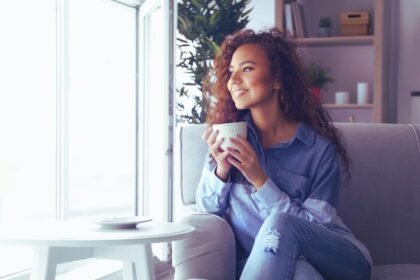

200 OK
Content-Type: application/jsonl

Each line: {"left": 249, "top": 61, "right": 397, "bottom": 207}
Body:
{"left": 242, "top": 112, "right": 315, "bottom": 148}
{"left": 294, "top": 122, "right": 316, "bottom": 148}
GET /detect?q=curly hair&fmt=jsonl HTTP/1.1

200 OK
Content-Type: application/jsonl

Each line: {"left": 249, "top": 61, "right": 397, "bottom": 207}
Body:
{"left": 206, "top": 27, "right": 351, "bottom": 176}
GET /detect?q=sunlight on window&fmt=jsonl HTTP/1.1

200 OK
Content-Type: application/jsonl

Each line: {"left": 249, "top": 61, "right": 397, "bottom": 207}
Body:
{"left": 0, "top": 0, "right": 56, "bottom": 276}
{"left": 144, "top": 4, "right": 166, "bottom": 223}
{"left": 67, "top": 0, "right": 137, "bottom": 220}
{"left": 0, "top": 0, "right": 138, "bottom": 277}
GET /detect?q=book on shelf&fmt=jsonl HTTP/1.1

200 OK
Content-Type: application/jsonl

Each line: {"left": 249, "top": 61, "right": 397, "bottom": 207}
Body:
{"left": 291, "top": 2, "right": 301, "bottom": 37}
{"left": 284, "top": 3, "right": 295, "bottom": 37}
{"left": 286, "top": 0, "right": 307, "bottom": 38}
{"left": 297, "top": 1, "right": 308, "bottom": 37}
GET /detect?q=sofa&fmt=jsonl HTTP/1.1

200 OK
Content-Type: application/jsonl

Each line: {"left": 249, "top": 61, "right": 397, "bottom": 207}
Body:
{"left": 172, "top": 123, "right": 420, "bottom": 280}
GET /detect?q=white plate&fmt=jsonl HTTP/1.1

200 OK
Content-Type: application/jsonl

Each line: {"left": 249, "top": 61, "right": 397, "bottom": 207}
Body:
{"left": 94, "top": 216, "right": 152, "bottom": 229}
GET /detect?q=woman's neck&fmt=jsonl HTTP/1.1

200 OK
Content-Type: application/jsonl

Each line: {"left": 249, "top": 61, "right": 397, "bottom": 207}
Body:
{"left": 251, "top": 109, "right": 298, "bottom": 148}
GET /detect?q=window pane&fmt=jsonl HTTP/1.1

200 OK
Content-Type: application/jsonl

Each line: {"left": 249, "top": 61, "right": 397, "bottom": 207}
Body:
{"left": 67, "top": 0, "right": 137, "bottom": 219}
{"left": 144, "top": 5, "right": 166, "bottom": 222}
{"left": 0, "top": 0, "right": 56, "bottom": 276}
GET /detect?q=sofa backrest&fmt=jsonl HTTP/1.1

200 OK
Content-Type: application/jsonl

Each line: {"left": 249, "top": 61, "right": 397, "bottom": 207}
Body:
{"left": 175, "top": 123, "right": 420, "bottom": 265}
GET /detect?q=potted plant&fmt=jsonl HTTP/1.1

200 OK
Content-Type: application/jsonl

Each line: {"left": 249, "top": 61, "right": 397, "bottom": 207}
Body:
{"left": 177, "top": 0, "right": 252, "bottom": 123}
{"left": 305, "top": 62, "right": 334, "bottom": 102}
{"left": 318, "top": 16, "right": 332, "bottom": 37}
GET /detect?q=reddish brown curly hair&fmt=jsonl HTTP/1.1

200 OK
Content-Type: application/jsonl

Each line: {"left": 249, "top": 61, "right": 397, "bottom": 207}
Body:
{"left": 206, "top": 27, "right": 351, "bottom": 176}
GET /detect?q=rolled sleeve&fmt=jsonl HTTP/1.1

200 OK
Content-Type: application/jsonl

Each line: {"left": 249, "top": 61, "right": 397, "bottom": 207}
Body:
{"left": 251, "top": 178, "right": 291, "bottom": 215}
{"left": 196, "top": 164, "right": 233, "bottom": 215}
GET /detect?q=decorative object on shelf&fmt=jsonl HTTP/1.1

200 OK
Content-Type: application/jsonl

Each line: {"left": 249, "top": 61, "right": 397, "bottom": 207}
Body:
{"left": 357, "top": 82, "right": 369, "bottom": 104}
{"left": 335, "top": 91, "right": 350, "bottom": 104}
{"left": 305, "top": 61, "right": 334, "bottom": 102}
{"left": 318, "top": 16, "right": 332, "bottom": 37}
{"left": 411, "top": 91, "right": 420, "bottom": 124}
{"left": 340, "top": 11, "right": 369, "bottom": 36}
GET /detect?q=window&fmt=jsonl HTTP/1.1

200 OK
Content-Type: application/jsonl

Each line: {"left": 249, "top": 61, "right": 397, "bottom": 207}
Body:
{"left": 138, "top": 0, "right": 172, "bottom": 259}
{"left": 0, "top": 1, "right": 56, "bottom": 276}
{"left": 0, "top": 0, "right": 145, "bottom": 277}
{"left": 66, "top": 0, "right": 137, "bottom": 220}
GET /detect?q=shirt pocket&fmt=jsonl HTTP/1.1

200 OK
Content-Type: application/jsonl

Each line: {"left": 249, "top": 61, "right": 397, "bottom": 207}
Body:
{"left": 272, "top": 168, "right": 310, "bottom": 201}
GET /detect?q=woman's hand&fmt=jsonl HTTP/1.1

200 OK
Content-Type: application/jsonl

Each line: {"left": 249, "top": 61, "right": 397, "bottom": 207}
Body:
{"left": 202, "top": 126, "right": 232, "bottom": 181}
{"left": 227, "top": 136, "right": 268, "bottom": 189}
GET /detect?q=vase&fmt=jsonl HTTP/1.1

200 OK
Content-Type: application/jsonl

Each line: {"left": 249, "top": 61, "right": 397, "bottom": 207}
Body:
{"left": 318, "top": 27, "right": 331, "bottom": 37}
{"left": 311, "top": 87, "right": 321, "bottom": 103}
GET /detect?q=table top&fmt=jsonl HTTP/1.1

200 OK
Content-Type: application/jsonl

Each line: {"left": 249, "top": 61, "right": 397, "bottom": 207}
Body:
{"left": 0, "top": 221, "right": 195, "bottom": 247}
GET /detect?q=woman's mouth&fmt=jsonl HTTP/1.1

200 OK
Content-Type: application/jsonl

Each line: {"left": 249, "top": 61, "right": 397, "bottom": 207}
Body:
{"left": 232, "top": 89, "right": 247, "bottom": 98}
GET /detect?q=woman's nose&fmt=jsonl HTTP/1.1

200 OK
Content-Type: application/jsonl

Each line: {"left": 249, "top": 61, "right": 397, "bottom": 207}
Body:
{"left": 230, "top": 71, "right": 241, "bottom": 83}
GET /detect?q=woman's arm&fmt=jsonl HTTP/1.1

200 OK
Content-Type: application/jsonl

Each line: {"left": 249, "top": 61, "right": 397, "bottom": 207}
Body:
{"left": 251, "top": 143, "right": 341, "bottom": 224}
{"left": 196, "top": 155, "right": 233, "bottom": 216}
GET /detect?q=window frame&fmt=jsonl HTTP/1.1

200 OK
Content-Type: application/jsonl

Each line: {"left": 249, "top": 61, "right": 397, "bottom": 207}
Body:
{"left": 1, "top": 0, "right": 175, "bottom": 277}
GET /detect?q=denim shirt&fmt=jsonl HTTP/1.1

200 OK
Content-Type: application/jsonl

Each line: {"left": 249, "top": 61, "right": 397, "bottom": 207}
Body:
{"left": 196, "top": 114, "right": 372, "bottom": 266}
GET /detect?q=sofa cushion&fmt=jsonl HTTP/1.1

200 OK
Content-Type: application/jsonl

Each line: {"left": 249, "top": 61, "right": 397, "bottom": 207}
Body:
{"left": 176, "top": 124, "right": 208, "bottom": 205}
{"left": 172, "top": 213, "right": 236, "bottom": 280}
{"left": 371, "top": 264, "right": 420, "bottom": 280}
{"left": 335, "top": 123, "right": 420, "bottom": 265}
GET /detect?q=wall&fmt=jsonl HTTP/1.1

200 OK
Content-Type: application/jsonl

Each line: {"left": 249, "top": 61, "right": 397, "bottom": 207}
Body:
{"left": 247, "top": 0, "right": 420, "bottom": 124}
{"left": 394, "top": 0, "right": 420, "bottom": 123}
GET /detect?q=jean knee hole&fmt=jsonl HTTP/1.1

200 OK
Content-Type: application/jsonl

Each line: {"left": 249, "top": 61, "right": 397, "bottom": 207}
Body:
{"left": 263, "top": 227, "right": 282, "bottom": 254}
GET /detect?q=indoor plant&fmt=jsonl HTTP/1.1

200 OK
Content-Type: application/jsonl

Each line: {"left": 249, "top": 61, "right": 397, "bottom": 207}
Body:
{"left": 177, "top": 0, "right": 252, "bottom": 123}
{"left": 305, "top": 61, "right": 334, "bottom": 102}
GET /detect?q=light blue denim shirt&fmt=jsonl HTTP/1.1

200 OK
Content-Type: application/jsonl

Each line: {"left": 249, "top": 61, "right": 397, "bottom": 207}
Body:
{"left": 196, "top": 114, "right": 372, "bottom": 266}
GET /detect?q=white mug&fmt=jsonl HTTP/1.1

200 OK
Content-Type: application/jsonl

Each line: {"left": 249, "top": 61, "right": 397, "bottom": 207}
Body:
{"left": 213, "top": 121, "right": 247, "bottom": 150}
{"left": 335, "top": 91, "right": 350, "bottom": 104}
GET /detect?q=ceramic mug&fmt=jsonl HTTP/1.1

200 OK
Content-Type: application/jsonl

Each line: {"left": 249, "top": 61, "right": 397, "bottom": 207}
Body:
{"left": 213, "top": 121, "right": 247, "bottom": 150}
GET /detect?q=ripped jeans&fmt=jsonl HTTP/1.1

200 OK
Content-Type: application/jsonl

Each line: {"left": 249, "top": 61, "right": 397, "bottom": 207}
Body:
{"left": 239, "top": 212, "right": 371, "bottom": 280}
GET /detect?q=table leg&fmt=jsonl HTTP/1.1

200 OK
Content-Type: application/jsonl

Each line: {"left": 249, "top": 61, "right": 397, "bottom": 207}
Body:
{"left": 30, "top": 247, "right": 57, "bottom": 280}
{"left": 94, "top": 244, "right": 156, "bottom": 280}
{"left": 30, "top": 246, "right": 92, "bottom": 280}
{"left": 123, "top": 261, "right": 136, "bottom": 280}
{"left": 133, "top": 244, "right": 155, "bottom": 280}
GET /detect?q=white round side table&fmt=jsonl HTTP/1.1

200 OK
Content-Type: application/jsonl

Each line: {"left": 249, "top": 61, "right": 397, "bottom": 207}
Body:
{"left": 0, "top": 220, "right": 194, "bottom": 280}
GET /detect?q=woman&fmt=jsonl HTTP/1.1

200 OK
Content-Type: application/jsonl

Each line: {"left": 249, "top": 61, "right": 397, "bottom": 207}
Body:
{"left": 196, "top": 28, "right": 372, "bottom": 280}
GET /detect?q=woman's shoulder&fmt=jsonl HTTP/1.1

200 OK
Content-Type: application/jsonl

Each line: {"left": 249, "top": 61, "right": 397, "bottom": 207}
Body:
{"left": 300, "top": 122, "right": 337, "bottom": 152}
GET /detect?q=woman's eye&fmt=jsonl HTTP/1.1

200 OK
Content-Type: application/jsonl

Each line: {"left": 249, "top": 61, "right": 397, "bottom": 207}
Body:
{"left": 243, "top": 67, "right": 253, "bottom": 72}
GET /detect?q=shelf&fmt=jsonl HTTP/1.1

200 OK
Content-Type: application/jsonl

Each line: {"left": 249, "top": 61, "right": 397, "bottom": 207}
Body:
{"left": 322, "top": 104, "right": 374, "bottom": 109}
{"left": 288, "top": 36, "right": 374, "bottom": 47}
{"left": 275, "top": 0, "right": 388, "bottom": 122}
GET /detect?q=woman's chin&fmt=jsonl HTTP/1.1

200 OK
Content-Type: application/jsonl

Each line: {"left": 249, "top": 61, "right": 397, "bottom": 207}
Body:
{"left": 233, "top": 100, "right": 248, "bottom": 110}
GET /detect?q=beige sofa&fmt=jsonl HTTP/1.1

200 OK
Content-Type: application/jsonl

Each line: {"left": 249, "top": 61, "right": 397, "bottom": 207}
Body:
{"left": 172, "top": 123, "right": 420, "bottom": 280}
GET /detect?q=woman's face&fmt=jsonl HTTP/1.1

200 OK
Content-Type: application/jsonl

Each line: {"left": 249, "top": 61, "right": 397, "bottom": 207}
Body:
{"left": 227, "top": 43, "right": 279, "bottom": 110}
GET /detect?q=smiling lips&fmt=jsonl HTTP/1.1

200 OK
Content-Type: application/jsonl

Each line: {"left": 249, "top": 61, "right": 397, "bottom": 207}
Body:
{"left": 232, "top": 89, "right": 248, "bottom": 98}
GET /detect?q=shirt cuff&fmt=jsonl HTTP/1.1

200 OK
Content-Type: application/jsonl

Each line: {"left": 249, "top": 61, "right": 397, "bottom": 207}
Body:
{"left": 251, "top": 177, "right": 290, "bottom": 209}
{"left": 201, "top": 166, "right": 232, "bottom": 198}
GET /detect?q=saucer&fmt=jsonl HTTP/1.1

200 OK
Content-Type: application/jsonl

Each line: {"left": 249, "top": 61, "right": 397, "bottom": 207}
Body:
{"left": 94, "top": 216, "right": 152, "bottom": 229}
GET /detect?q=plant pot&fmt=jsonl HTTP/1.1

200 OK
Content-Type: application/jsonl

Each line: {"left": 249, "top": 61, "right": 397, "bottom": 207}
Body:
{"left": 311, "top": 87, "right": 321, "bottom": 102}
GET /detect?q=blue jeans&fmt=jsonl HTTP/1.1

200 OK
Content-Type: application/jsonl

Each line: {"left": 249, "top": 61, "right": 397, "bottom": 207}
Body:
{"left": 239, "top": 212, "right": 371, "bottom": 280}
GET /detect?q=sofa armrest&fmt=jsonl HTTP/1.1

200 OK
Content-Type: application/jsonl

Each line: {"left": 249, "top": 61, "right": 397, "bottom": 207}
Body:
{"left": 173, "top": 213, "right": 236, "bottom": 280}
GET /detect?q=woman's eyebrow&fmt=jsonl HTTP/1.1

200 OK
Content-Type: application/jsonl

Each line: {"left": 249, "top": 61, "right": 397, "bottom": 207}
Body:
{"left": 229, "top": 60, "right": 257, "bottom": 69}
